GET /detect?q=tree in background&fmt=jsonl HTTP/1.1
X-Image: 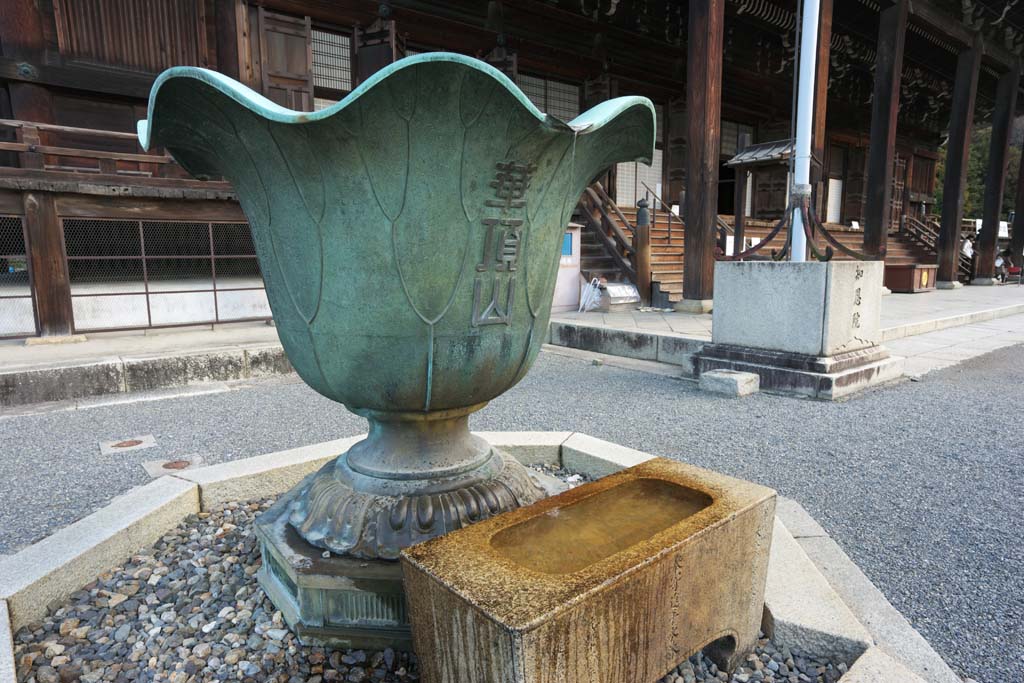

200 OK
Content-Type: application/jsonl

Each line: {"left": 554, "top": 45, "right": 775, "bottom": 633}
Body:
{"left": 935, "top": 117, "right": 1023, "bottom": 221}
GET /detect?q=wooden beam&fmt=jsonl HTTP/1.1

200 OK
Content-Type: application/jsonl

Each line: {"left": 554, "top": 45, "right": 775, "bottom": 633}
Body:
{"left": 936, "top": 38, "right": 982, "bottom": 284}
{"left": 0, "top": 57, "right": 154, "bottom": 100}
{"left": 908, "top": 0, "right": 1019, "bottom": 69}
{"left": 683, "top": 0, "right": 724, "bottom": 306}
{"left": 23, "top": 192, "right": 74, "bottom": 336}
{"left": 975, "top": 65, "right": 1020, "bottom": 282}
{"left": 863, "top": 0, "right": 909, "bottom": 259}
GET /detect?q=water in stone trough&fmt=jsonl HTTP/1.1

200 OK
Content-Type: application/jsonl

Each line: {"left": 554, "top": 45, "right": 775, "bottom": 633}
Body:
{"left": 12, "top": 494, "right": 844, "bottom": 683}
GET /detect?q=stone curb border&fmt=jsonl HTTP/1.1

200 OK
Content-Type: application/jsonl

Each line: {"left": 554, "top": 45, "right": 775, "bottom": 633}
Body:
{"left": 0, "top": 344, "right": 291, "bottom": 408}
{"left": 548, "top": 299, "right": 1024, "bottom": 378}
{"left": 4, "top": 299, "right": 1023, "bottom": 408}
{"left": 0, "top": 433, "right": 950, "bottom": 683}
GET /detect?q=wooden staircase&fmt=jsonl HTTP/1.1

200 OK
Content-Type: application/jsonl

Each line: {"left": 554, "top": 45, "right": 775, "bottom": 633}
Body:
{"left": 618, "top": 205, "right": 685, "bottom": 305}
{"left": 578, "top": 185, "right": 944, "bottom": 306}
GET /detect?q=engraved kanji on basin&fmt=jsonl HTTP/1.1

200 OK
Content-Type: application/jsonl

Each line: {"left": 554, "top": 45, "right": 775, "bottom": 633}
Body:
{"left": 139, "top": 53, "right": 655, "bottom": 644}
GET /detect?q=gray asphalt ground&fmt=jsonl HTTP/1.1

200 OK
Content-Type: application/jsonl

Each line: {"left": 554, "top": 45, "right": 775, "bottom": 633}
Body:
{"left": 1, "top": 345, "right": 1022, "bottom": 682}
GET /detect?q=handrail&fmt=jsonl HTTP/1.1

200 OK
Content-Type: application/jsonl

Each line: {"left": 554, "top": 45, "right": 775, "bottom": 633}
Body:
{"left": 638, "top": 180, "right": 682, "bottom": 243}
{"left": 0, "top": 118, "right": 176, "bottom": 176}
{"left": 577, "top": 186, "right": 636, "bottom": 282}
{"left": 584, "top": 186, "right": 634, "bottom": 255}
{"left": 905, "top": 216, "right": 972, "bottom": 276}
{"left": 592, "top": 182, "right": 636, "bottom": 237}
{"left": 0, "top": 118, "right": 141, "bottom": 141}
{"left": 638, "top": 179, "right": 734, "bottom": 250}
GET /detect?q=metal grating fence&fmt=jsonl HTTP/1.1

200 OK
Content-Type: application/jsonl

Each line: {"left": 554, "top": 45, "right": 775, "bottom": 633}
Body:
{"left": 62, "top": 218, "right": 270, "bottom": 332}
{"left": 0, "top": 215, "right": 37, "bottom": 338}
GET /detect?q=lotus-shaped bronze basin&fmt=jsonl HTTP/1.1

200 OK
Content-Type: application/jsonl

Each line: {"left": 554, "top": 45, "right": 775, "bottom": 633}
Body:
{"left": 140, "top": 53, "right": 655, "bottom": 559}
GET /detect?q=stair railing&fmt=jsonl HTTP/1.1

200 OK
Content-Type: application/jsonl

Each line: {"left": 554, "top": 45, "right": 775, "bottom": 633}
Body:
{"left": 591, "top": 181, "right": 637, "bottom": 241}
{"left": 638, "top": 181, "right": 683, "bottom": 244}
{"left": 577, "top": 184, "right": 637, "bottom": 282}
{"left": 638, "top": 180, "right": 735, "bottom": 253}
{"left": 905, "top": 216, "right": 972, "bottom": 278}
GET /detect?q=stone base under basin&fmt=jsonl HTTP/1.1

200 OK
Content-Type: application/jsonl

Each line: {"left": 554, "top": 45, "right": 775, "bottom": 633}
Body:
{"left": 255, "top": 491, "right": 413, "bottom": 650}
{"left": 254, "top": 463, "right": 565, "bottom": 650}
{"left": 697, "top": 343, "right": 904, "bottom": 400}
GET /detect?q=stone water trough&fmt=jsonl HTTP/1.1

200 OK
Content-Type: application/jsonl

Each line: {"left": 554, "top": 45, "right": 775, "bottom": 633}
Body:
{"left": 402, "top": 458, "right": 775, "bottom": 683}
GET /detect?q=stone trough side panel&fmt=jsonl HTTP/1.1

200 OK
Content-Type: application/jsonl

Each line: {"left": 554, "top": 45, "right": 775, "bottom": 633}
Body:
{"left": 762, "top": 518, "right": 872, "bottom": 665}
{"left": 172, "top": 436, "right": 365, "bottom": 510}
{"left": 475, "top": 431, "right": 570, "bottom": 466}
{"left": 840, "top": 647, "right": 927, "bottom": 683}
{"left": 0, "top": 600, "right": 14, "bottom": 683}
{"left": 0, "top": 477, "right": 199, "bottom": 631}
{"left": 560, "top": 432, "right": 656, "bottom": 477}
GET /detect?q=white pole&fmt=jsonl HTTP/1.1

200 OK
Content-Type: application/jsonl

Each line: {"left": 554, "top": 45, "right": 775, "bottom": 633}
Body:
{"left": 791, "top": 0, "right": 820, "bottom": 262}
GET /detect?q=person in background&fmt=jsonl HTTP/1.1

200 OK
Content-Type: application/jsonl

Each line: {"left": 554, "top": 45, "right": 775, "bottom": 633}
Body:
{"left": 995, "top": 250, "right": 1008, "bottom": 282}
{"left": 963, "top": 237, "right": 975, "bottom": 279}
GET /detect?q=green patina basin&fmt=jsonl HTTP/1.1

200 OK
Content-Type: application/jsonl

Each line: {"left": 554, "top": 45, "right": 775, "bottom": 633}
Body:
{"left": 140, "top": 53, "right": 655, "bottom": 560}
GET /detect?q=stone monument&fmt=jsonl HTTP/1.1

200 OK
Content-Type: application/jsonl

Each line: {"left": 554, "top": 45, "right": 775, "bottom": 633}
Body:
{"left": 139, "top": 53, "right": 655, "bottom": 645}
{"left": 697, "top": 260, "right": 904, "bottom": 400}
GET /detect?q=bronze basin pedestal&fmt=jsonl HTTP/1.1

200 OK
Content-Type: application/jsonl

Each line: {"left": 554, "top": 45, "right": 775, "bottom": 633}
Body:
{"left": 139, "top": 52, "right": 656, "bottom": 645}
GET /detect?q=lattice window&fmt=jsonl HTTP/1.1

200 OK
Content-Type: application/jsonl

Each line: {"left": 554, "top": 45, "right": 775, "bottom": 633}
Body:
{"left": 0, "top": 216, "right": 36, "bottom": 337}
{"left": 312, "top": 28, "right": 352, "bottom": 108}
{"left": 721, "top": 121, "right": 756, "bottom": 158}
{"left": 518, "top": 74, "right": 581, "bottom": 121}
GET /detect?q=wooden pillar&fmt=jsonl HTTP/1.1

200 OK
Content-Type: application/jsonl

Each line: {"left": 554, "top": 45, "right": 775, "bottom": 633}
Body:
{"left": 23, "top": 193, "right": 74, "bottom": 336}
{"left": 681, "top": 0, "right": 724, "bottom": 310}
{"left": 733, "top": 135, "right": 751, "bottom": 255}
{"left": 810, "top": 0, "right": 833, "bottom": 194}
{"left": 635, "top": 202, "right": 652, "bottom": 305}
{"left": 863, "top": 0, "right": 908, "bottom": 259}
{"left": 214, "top": 0, "right": 247, "bottom": 81}
{"left": 1011, "top": 152, "right": 1024, "bottom": 265}
{"left": 937, "top": 40, "right": 981, "bottom": 284}
{"left": 975, "top": 65, "right": 1021, "bottom": 282}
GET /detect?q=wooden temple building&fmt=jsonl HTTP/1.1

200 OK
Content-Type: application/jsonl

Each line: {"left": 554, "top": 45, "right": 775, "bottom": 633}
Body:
{"left": 1, "top": 0, "right": 1023, "bottom": 337}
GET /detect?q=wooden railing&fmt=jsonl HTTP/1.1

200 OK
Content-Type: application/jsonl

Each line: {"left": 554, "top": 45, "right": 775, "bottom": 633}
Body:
{"left": 577, "top": 183, "right": 637, "bottom": 283}
{"left": 639, "top": 181, "right": 683, "bottom": 243}
{"left": 905, "top": 215, "right": 972, "bottom": 277}
{"left": 637, "top": 180, "right": 733, "bottom": 251}
{"left": 0, "top": 118, "right": 179, "bottom": 178}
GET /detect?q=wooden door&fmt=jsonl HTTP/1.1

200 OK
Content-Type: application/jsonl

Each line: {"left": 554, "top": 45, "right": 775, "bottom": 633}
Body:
{"left": 253, "top": 8, "right": 314, "bottom": 111}
{"left": 354, "top": 19, "right": 406, "bottom": 85}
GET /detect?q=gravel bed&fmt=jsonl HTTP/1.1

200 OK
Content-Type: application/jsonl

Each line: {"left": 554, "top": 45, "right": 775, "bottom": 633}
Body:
{"left": 13, "top": 501, "right": 419, "bottom": 683}
{"left": 13, "top": 495, "right": 845, "bottom": 683}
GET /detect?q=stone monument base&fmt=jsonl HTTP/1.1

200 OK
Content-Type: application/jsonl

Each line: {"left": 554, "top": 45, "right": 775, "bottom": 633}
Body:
{"left": 971, "top": 276, "right": 998, "bottom": 286}
{"left": 701, "top": 260, "right": 902, "bottom": 400}
{"left": 697, "top": 343, "right": 903, "bottom": 400}
{"left": 936, "top": 280, "right": 963, "bottom": 289}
